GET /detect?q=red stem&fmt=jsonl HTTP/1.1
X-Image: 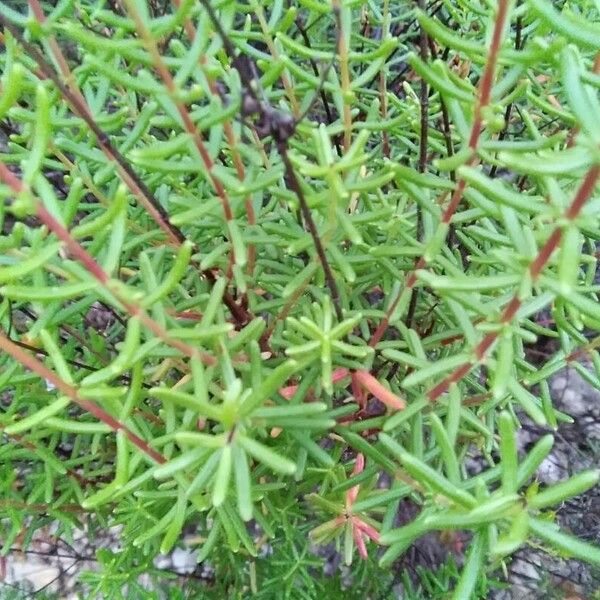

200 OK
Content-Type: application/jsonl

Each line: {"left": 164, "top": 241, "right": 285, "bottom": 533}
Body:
{"left": 426, "top": 165, "right": 600, "bottom": 402}
{"left": 0, "top": 330, "right": 166, "bottom": 464}
{"left": 0, "top": 163, "right": 216, "bottom": 367}
{"left": 370, "top": 0, "right": 511, "bottom": 345}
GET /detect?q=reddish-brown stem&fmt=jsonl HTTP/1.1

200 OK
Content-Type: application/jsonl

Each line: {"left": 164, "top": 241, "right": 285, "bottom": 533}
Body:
{"left": 28, "top": 0, "right": 85, "bottom": 102}
{"left": 426, "top": 165, "right": 600, "bottom": 402}
{"left": 369, "top": 0, "right": 511, "bottom": 346}
{"left": 168, "top": 0, "right": 256, "bottom": 273}
{"left": 0, "top": 330, "right": 166, "bottom": 464}
{"left": 467, "top": 0, "right": 511, "bottom": 149}
{"left": 0, "top": 163, "right": 216, "bottom": 367}
{"left": 5, "top": 15, "right": 181, "bottom": 246}
{"left": 490, "top": 16, "right": 523, "bottom": 179}
{"left": 36, "top": 205, "right": 217, "bottom": 366}
{"left": 124, "top": 1, "right": 234, "bottom": 223}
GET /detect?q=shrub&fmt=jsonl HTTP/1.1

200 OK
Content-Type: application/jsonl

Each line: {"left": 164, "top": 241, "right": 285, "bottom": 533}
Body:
{"left": 1, "top": 0, "right": 600, "bottom": 596}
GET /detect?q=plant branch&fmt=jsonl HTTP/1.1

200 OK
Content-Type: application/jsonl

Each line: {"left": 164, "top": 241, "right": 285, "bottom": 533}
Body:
{"left": 406, "top": 0, "right": 430, "bottom": 331}
{"left": 427, "top": 164, "right": 600, "bottom": 401}
{"left": 278, "top": 144, "right": 344, "bottom": 322}
{"left": 0, "top": 163, "right": 217, "bottom": 368}
{"left": 332, "top": 0, "right": 353, "bottom": 152}
{"left": 369, "top": 0, "right": 512, "bottom": 347}
{"left": 0, "top": 329, "right": 167, "bottom": 464}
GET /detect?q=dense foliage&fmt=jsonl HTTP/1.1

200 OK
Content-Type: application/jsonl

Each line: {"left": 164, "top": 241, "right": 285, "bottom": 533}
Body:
{"left": 1, "top": 0, "right": 600, "bottom": 596}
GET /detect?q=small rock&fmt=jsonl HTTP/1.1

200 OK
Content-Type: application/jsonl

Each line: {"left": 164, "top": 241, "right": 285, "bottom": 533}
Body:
{"left": 200, "top": 562, "right": 215, "bottom": 579}
{"left": 153, "top": 553, "right": 172, "bottom": 570}
{"left": 560, "top": 389, "right": 588, "bottom": 416}
{"left": 511, "top": 556, "right": 541, "bottom": 583}
{"left": 537, "top": 451, "right": 569, "bottom": 483}
{"left": 170, "top": 547, "right": 197, "bottom": 574}
{"left": 257, "top": 543, "right": 273, "bottom": 558}
{"left": 551, "top": 376, "right": 567, "bottom": 393}
{"left": 7, "top": 562, "right": 60, "bottom": 591}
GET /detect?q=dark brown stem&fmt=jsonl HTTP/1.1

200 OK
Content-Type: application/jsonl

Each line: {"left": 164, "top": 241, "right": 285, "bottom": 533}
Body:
{"left": 7, "top": 338, "right": 96, "bottom": 372}
{"left": 417, "top": 5, "right": 429, "bottom": 175}
{"left": 278, "top": 143, "right": 344, "bottom": 322}
{"left": 17, "top": 305, "right": 110, "bottom": 365}
{"left": 427, "top": 39, "right": 454, "bottom": 178}
{"left": 295, "top": 18, "right": 341, "bottom": 155}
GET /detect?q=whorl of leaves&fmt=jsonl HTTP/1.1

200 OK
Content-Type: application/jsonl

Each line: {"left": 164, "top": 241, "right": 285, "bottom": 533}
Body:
{"left": 1, "top": 0, "right": 600, "bottom": 596}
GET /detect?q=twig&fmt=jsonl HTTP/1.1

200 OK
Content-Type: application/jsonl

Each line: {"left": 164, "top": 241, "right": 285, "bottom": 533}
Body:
{"left": 0, "top": 163, "right": 217, "bottom": 368}
{"left": 0, "top": 329, "right": 167, "bottom": 464}
{"left": 427, "top": 164, "right": 600, "bottom": 401}
{"left": 369, "top": 0, "right": 513, "bottom": 347}
{"left": 332, "top": 0, "right": 353, "bottom": 152}
{"left": 406, "top": 0, "right": 430, "bottom": 330}
{"left": 279, "top": 144, "right": 344, "bottom": 321}
{"left": 294, "top": 16, "right": 342, "bottom": 155}
{"left": 489, "top": 15, "right": 523, "bottom": 179}
{"left": 198, "top": 0, "right": 345, "bottom": 322}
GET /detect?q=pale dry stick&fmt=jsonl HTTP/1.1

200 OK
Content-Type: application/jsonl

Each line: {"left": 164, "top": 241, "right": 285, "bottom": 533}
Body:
{"left": 425, "top": 163, "right": 600, "bottom": 402}
{"left": 369, "top": 0, "right": 512, "bottom": 347}
{"left": 378, "top": 0, "right": 391, "bottom": 158}
{"left": 332, "top": 0, "right": 353, "bottom": 152}
{"left": 251, "top": 0, "right": 301, "bottom": 118}
{"left": 0, "top": 162, "right": 216, "bottom": 369}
